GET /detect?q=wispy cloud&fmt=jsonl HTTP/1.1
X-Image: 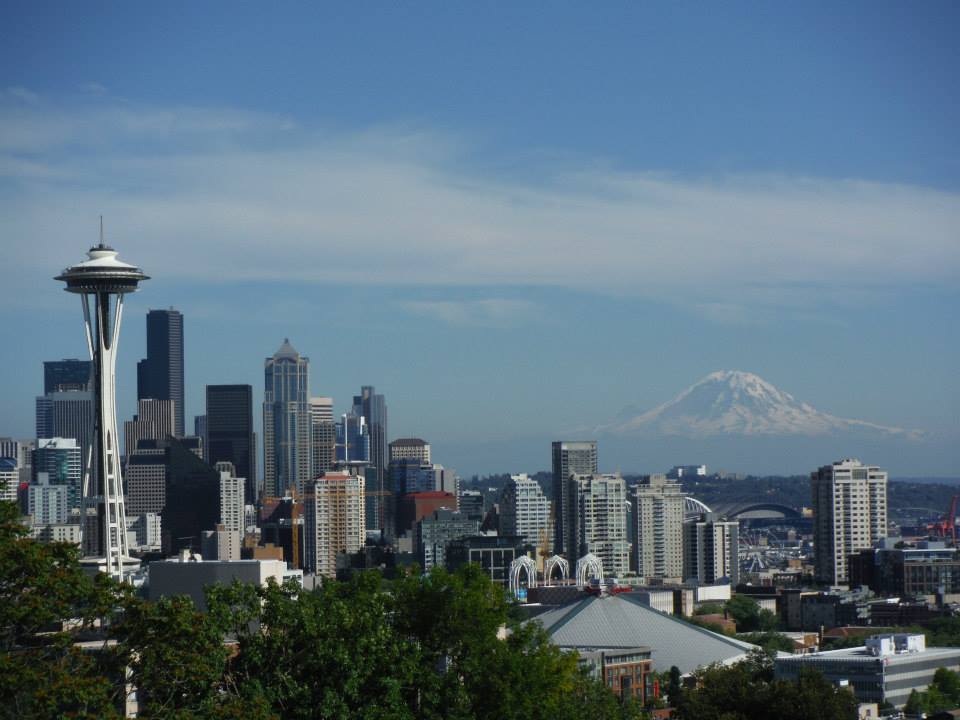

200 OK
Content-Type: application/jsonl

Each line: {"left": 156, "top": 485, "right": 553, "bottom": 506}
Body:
{"left": 2, "top": 95, "right": 958, "bottom": 318}
{"left": 397, "top": 299, "right": 541, "bottom": 327}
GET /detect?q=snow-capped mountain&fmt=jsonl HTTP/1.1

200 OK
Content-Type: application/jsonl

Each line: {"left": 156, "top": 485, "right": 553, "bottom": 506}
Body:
{"left": 599, "top": 370, "right": 920, "bottom": 439}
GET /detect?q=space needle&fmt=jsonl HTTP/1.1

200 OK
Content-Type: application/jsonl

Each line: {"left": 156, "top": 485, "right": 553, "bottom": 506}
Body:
{"left": 56, "top": 228, "right": 148, "bottom": 581}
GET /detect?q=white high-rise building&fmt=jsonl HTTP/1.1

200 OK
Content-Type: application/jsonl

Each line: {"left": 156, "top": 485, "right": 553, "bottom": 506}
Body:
{"left": 812, "top": 458, "right": 888, "bottom": 585}
{"left": 212, "top": 462, "right": 245, "bottom": 561}
{"left": 683, "top": 513, "right": 739, "bottom": 585}
{"left": 303, "top": 471, "right": 365, "bottom": 578}
{"left": 28, "top": 473, "right": 70, "bottom": 525}
{"left": 500, "top": 474, "right": 551, "bottom": 550}
{"left": 570, "top": 473, "right": 629, "bottom": 577}
{"left": 0, "top": 458, "right": 17, "bottom": 502}
{"left": 633, "top": 474, "right": 685, "bottom": 581}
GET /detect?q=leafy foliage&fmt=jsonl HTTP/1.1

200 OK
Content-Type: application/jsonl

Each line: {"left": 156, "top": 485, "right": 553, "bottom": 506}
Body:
{"left": 724, "top": 594, "right": 780, "bottom": 632}
{"left": 674, "top": 649, "right": 858, "bottom": 720}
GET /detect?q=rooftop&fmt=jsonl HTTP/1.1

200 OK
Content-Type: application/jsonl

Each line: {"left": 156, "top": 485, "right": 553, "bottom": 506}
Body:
{"left": 530, "top": 592, "right": 758, "bottom": 674}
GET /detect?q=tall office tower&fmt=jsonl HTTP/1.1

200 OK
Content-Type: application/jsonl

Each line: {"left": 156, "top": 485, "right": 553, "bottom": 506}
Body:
{"left": 389, "top": 438, "right": 431, "bottom": 465}
{"left": 500, "top": 473, "right": 551, "bottom": 549}
{"left": 552, "top": 441, "right": 598, "bottom": 559}
{"left": 56, "top": 240, "right": 148, "bottom": 580}
{"left": 125, "top": 436, "right": 219, "bottom": 553}
{"left": 353, "top": 387, "right": 387, "bottom": 531}
{"left": 44, "top": 359, "right": 92, "bottom": 393}
{"left": 206, "top": 385, "right": 257, "bottom": 502}
{"left": 569, "top": 472, "right": 629, "bottom": 577}
{"left": 0, "top": 458, "right": 19, "bottom": 502}
{"left": 123, "top": 398, "right": 175, "bottom": 461}
{"left": 303, "top": 471, "right": 365, "bottom": 578}
{"left": 35, "top": 390, "right": 93, "bottom": 464}
{"left": 33, "top": 438, "right": 83, "bottom": 511}
{"left": 309, "top": 397, "right": 336, "bottom": 478}
{"left": 812, "top": 458, "right": 888, "bottom": 585}
{"left": 683, "top": 512, "right": 739, "bottom": 586}
{"left": 137, "top": 308, "right": 185, "bottom": 437}
{"left": 263, "top": 340, "right": 312, "bottom": 498}
{"left": 633, "top": 474, "right": 685, "bottom": 581}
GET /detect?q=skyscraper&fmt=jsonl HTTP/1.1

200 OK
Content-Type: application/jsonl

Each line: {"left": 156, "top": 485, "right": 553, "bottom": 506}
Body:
{"left": 499, "top": 474, "right": 551, "bottom": 550}
{"left": 309, "top": 397, "right": 336, "bottom": 479}
{"left": 812, "top": 458, "right": 888, "bottom": 585}
{"left": 123, "top": 398, "right": 175, "bottom": 462}
{"left": 36, "top": 390, "right": 93, "bottom": 467}
{"left": 56, "top": 240, "right": 148, "bottom": 580}
{"left": 137, "top": 308, "right": 185, "bottom": 437}
{"left": 206, "top": 385, "right": 257, "bottom": 502}
{"left": 303, "top": 472, "right": 365, "bottom": 578}
{"left": 552, "top": 440, "right": 598, "bottom": 559}
{"left": 633, "top": 474, "right": 685, "bottom": 581}
{"left": 569, "top": 472, "right": 629, "bottom": 576}
{"left": 263, "top": 339, "right": 312, "bottom": 497}
{"left": 353, "top": 386, "right": 387, "bottom": 532}
{"left": 32, "top": 437, "right": 83, "bottom": 511}
{"left": 683, "top": 512, "right": 739, "bottom": 586}
{"left": 43, "top": 359, "right": 91, "bottom": 393}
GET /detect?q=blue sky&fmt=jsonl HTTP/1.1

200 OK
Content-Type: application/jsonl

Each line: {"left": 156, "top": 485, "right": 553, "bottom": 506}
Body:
{"left": 1, "top": 3, "right": 957, "bottom": 475}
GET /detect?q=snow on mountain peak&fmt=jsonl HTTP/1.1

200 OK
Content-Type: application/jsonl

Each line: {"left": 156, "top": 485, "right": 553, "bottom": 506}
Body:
{"left": 600, "top": 370, "right": 919, "bottom": 439}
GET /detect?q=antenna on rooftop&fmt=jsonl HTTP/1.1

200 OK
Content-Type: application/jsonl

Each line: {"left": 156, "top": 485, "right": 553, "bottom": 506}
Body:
{"left": 99, "top": 215, "right": 104, "bottom": 248}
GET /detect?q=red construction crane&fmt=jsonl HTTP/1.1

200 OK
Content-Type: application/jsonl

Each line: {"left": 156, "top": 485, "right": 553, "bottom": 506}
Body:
{"left": 928, "top": 494, "right": 959, "bottom": 545}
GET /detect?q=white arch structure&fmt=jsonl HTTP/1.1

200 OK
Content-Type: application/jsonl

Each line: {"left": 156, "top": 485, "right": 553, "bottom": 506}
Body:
{"left": 684, "top": 496, "right": 713, "bottom": 521}
{"left": 509, "top": 555, "right": 537, "bottom": 598}
{"left": 543, "top": 555, "right": 570, "bottom": 585}
{"left": 575, "top": 553, "right": 604, "bottom": 588}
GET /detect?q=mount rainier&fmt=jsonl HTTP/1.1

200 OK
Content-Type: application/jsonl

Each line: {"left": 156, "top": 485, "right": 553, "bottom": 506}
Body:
{"left": 599, "top": 370, "right": 921, "bottom": 439}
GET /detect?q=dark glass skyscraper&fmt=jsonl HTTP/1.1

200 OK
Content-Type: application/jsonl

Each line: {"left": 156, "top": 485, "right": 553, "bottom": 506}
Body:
{"left": 43, "top": 359, "right": 91, "bottom": 393}
{"left": 137, "top": 309, "right": 185, "bottom": 437}
{"left": 206, "top": 384, "right": 257, "bottom": 502}
{"left": 352, "top": 386, "right": 387, "bottom": 532}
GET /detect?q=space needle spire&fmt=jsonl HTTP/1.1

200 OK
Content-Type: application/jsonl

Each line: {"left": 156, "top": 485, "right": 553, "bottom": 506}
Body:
{"left": 55, "top": 228, "right": 149, "bottom": 582}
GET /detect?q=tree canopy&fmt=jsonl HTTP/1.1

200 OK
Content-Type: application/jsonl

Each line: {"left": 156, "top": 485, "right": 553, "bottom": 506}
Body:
{"left": 0, "top": 501, "right": 644, "bottom": 720}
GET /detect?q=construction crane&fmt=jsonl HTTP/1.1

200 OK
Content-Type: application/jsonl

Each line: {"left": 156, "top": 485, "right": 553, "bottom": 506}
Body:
{"left": 928, "top": 494, "right": 959, "bottom": 545}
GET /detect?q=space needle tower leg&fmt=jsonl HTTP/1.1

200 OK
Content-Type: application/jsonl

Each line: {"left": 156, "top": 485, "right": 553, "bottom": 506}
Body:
{"left": 56, "top": 233, "right": 148, "bottom": 583}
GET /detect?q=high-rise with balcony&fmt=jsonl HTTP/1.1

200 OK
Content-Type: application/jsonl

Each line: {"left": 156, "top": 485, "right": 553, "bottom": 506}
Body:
{"left": 552, "top": 441, "right": 598, "bottom": 559}
{"left": 812, "top": 458, "right": 888, "bottom": 585}
{"left": 633, "top": 474, "right": 684, "bottom": 581}
{"left": 570, "top": 472, "right": 629, "bottom": 576}
{"left": 263, "top": 340, "right": 312, "bottom": 497}
{"left": 137, "top": 309, "right": 185, "bottom": 438}
{"left": 303, "top": 471, "right": 365, "bottom": 578}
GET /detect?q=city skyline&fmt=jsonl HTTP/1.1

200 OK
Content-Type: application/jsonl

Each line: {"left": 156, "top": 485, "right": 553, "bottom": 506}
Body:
{"left": 1, "top": 4, "right": 957, "bottom": 476}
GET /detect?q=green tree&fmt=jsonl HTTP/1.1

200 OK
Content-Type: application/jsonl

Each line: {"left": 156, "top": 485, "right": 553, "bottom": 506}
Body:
{"left": 724, "top": 594, "right": 780, "bottom": 632}
{"left": 738, "top": 631, "right": 796, "bottom": 654}
{"left": 0, "top": 501, "right": 126, "bottom": 719}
